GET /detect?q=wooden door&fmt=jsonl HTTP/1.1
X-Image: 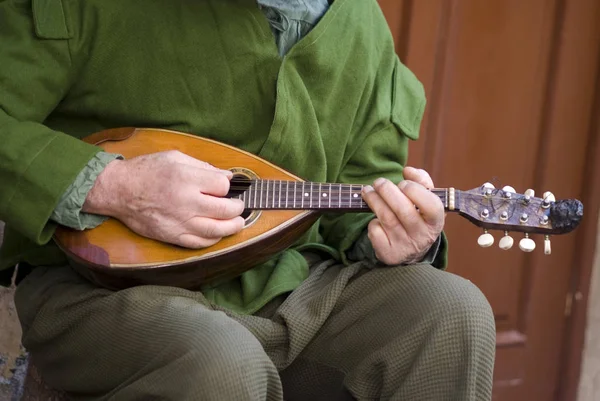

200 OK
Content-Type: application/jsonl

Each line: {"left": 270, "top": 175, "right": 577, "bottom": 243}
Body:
{"left": 378, "top": 1, "right": 600, "bottom": 400}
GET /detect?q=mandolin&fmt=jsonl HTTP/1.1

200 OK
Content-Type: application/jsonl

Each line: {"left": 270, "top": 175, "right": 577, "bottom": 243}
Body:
{"left": 54, "top": 127, "right": 584, "bottom": 290}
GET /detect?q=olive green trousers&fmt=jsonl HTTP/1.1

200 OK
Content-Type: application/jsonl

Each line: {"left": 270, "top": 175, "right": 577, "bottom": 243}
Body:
{"left": 14, "top": 257, "right": 495, "bottom": 401}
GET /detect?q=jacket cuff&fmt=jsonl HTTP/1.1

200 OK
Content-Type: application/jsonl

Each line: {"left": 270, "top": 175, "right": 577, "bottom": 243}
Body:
{"left": 347, "top": 229, "right": 447, "bottom": 269}
{"left": 50, "top": 152, "right": 124, "bottom": 230}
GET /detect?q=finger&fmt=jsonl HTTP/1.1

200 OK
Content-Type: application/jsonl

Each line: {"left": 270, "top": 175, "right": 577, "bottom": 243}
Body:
{"left": 183, "top": 166, "right": 232, "bottom": 197}
{"left": 196, "top": 195, "right": 245, "bottom": 219}
{"left": 187, "top": 216, "right": 245, "bottom": 239}
{"left": 167, "top": 150, "right": 232, "bottom": 177}
{"left": 367, "top": 219, "right": 393, "bottom": 264}
{"left": 362, "top": 184, "right": 403, "bottom": 233}
{"left": 403, "top": 166, "right": 434, "bottom": 189}
{"left": 367, "top": 218, "right": 391, "bottom": 250}
{"left": 372, "top": 178, "right": 424, "bottom": 232}
{"left": 176, "top": 234, "right": 221, "bottom": 249}
{"left": 398, "top": 180, "right": 445, "bottom": 226}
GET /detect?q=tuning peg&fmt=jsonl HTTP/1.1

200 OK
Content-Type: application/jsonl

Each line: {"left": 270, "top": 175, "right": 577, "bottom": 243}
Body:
{"left": 542, "top": 191, "right": 556, "bottom": 208}
{"left": 519, "top": 234, "right": 536, "bottom": 252}
{"left": 499, "top": 232, "right": 514, "bottom": 250}
{"left": 482, "top": 182, "right": 495, "bottom": 196}
{"left": 478, "top": 230, "right": 494, "bottom": 248}
{"left": 544, "top": 235, "right": 551, "bottom": 255}
{"left": 543, "top": 191, "right": 556, "bottom": 202}
{"left": 502, "top": 186, "right": 516, "bottom": 198}
{"left": 524, "top": 189, "right": 535, "bottom": 203}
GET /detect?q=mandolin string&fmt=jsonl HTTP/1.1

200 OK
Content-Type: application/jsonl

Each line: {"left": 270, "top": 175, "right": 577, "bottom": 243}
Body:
{"left": 228, "top": 179, "right": 451, "bottom": 209}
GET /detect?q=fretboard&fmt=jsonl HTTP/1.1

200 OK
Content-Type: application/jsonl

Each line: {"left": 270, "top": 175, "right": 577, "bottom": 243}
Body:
{"left": 229, "top": 179, "right": 458, "bottom": 212}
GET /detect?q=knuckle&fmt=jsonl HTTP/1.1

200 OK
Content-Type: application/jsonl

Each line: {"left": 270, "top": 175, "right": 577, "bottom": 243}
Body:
{"left": 379, "top": 212, "right": 398, "bottom": 228}
{"left": 165, "top": 150, "right": 183, "bottom": 160}
{"left": 228, "top": 217, "right": 245, "bottom": 235}
{"left": 214, "top": 174, "right": 230, "bottom": 194}
{"left": 202, "top": 221, "right": 219, "bottom": 238}
{"left": 213, "top": 201, "right": 228, "bottom": 218}
{"left": 234, "top": 199, "right": 245, "bottom": 214}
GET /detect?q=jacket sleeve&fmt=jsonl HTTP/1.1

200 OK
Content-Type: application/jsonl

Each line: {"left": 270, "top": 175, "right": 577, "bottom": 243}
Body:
{"left": 0, "top": 0, "right": 101, "bottom": 245}
{"left": 319, "top": 56, "right": 448, "bottom": 270}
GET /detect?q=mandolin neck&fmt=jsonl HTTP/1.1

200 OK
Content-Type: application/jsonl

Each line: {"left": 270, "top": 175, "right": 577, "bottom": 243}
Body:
{"left": 230, "top": 179, "right": 460, "bottom": 212}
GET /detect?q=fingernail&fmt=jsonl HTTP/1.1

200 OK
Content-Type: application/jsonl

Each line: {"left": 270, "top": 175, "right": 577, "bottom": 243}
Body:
{"left": 373, "top": 177, "right": 387, "bottom": 187}
{"left": 363, "top": 185, "right": 374, "bottom": 193}
{"left": 398, "top": 181, "right": 408, "bottom": 190}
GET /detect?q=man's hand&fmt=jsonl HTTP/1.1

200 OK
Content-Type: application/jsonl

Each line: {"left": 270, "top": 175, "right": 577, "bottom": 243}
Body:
{"left": 83, "top": 150, "right": 245, "bottom": 249}
{"left": 361, "top": 166, "right": 445, "bottom": 265}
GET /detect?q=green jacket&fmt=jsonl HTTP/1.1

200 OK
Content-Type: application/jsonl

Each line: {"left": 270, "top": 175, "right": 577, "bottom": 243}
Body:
{"left": 0, "top": 0, "right": 447, "bottom": 314}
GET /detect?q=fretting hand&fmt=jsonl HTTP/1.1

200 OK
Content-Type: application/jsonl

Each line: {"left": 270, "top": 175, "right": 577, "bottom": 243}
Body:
{"left": 83, "top": 150, "right": 245, "bottom": 249}
{"left": 361, "top": 166, "right": 445, "bottom": 265}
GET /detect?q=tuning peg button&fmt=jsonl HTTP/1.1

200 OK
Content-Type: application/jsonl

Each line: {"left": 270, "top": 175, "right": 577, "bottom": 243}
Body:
{"left": 544, "top": 235, "right": 551, "bottom": 255}
{"left": 543, "top": 191, "right": 556, "bottom": 202}
{"left": 519, "top": 234, "right": 536, "bottom": 252}
{"left": 524, "top": 189, "right": 535, "bottom": 198}
{"left": 499, "top": 232, "right": 514, "bottom": 250}
{"left": 502, "top": 186, "right": 516, "bottom": 199}
{"left": 483, "top": 182, "right": 495, "bottom": 189}
{"left": 478, "top": 231, "right": 494, "bottom": 248}
{"left": 542, "top": 192, "right": 556, "bottom": 208}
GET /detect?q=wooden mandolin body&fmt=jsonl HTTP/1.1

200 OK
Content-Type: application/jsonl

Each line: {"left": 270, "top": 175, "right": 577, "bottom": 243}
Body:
{"left": 54, "top": 128, "right": 320, "bottom": 290}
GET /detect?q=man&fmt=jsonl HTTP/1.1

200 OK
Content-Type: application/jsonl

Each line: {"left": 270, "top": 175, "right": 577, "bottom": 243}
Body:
{"left": 0, "top": 0, "right": 496, "bottom": 399}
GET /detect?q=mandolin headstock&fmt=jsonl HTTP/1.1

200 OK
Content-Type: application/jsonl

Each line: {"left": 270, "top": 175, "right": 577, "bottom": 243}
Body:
{"left": 456, "top": 183, "right": 583, "bottom": 254}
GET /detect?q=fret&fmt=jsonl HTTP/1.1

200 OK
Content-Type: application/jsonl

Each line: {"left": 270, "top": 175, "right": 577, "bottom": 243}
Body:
{"left": 328, "top": 183, "right": 331, "bottom": 208}
{"left": 252, "top": 182, "right": 256, "bottom": 209}
{"left": 349, "top": 184, "right": 353, "bottom": 208}
{"left": 271, "top": 180, "right": 275, "bottom": 208}
{"left": 267, "top": 180, "right": 271, "bottom": 208}
{"left": 338, "top": 184, "right": 341, "bottom": 209}
{"left": 353, "top": 185, "right": 360, "bottom": 207}
{"left": 309, "top": 182, "right": 313, "bottom": 209}
{"left": 260, "top": 180, "right": 263, "bottom": 208}
{"left": 285, "top": 181, "right": 289, "bottom": 209}
{"left": 318, "top": 183, "right": 322, "bottom": 208}
{"left": 242, "top": 189, "right": 247, "bottom": 207}
{"left": 445, "top": 188, "right": 449, "bottom": 209}
{"left": 301, "top": 182, "right": 305, "bottom": 209}
{"left": 278, "top": 180, "right": 282, "bottom": 209}
{"left": 294, "top": 182, "right": 297, "bottom": 209}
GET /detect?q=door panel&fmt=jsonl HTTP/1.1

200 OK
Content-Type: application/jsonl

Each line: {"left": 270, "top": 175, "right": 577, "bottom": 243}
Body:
{"left": 378, "top": 1, "right": 600, "bottom": 400}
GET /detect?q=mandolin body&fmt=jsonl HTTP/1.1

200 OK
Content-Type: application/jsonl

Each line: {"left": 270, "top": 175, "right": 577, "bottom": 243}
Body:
{"left": 54, "top": 128, "right": 320, "bottom": 290}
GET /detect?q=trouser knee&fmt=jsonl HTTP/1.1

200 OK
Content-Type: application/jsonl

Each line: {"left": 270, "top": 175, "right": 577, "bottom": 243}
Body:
{"left": 160, "top": 313, "right": 282, "bottom": 400}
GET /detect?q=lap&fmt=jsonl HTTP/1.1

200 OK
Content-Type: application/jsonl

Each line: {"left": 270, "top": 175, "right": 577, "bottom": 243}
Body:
{"left": 15, "top": 266, "right": 280, "bottom": 400}
{"left": 14, "top": 258, "right": 494, "bottom": 400}
{"left": 282, "top": 263, "right": 495, "bottom": 399}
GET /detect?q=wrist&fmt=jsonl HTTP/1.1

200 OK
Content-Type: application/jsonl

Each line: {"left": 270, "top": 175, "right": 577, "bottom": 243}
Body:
{"left": 82, "top": 158, "right": 126, "bottom": 217}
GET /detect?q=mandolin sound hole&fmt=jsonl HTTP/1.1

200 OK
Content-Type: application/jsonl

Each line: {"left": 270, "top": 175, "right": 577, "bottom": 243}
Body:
{"left": 226, "top": 168, "right": 261, "bottom": 228}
